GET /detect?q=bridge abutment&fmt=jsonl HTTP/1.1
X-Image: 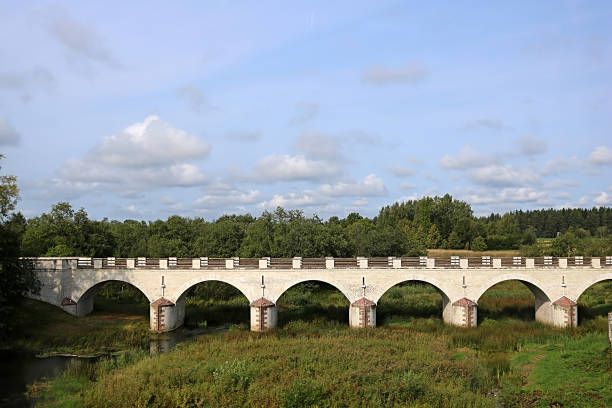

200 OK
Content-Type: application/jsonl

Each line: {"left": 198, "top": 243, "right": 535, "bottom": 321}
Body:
{"left": 150, "top": 297, "right": 184, "bottom": 333}
{"left": 250, "top": 298, "right": 277, "bottom": 331}
{"left": 349, "top": 298, "right": 376, "bottom": 328}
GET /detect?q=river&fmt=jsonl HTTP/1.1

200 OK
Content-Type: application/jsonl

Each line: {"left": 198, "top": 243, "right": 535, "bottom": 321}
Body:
{"left": 0, "top": 325, "right": 231, "bottom": 408}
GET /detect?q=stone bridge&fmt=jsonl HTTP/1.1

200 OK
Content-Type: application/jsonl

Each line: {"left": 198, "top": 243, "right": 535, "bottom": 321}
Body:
{"left": 31, "top": 256, "right": 612, "bottom": 333}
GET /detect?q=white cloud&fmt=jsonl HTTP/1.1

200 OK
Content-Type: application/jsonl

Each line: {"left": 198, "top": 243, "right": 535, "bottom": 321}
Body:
{"left": 553, "top": 191, "right": 572, "bottom": 200}
{"left": 362, "top": 61, "right": 427, "bottom": 85}
{"left": 319, "top": 174, "right": 387, "bottom": 197}
{"left": 194, "top": 189, "right": 261, "bottom": 209}
{"left": 440, "top": 146, "right": 489, "bottom": 170}
{"left": 498, "top": 188, "right": 547, "bottom": 203}
{"left": 259, "top": 191, "right": 324, "bottom": 208}
{"left": 88, "top": 115, "right": 210, "bottom": 168}
{"left": 294, "top": 132, "right": 342, "bottom": 160}
{"left": 160, "top": 196, "right": 175, "bottom": 205}
{"left": 518, "top": 135, "right": 547, "bottom": 155}
{"left": 389, "top": 164, "right": 413, "bottom": 177}
{"left": 593, "top": 192, "right": 612, "bottom": 205}
{"left": 250, "top": 154, "right": 341, "bottom": 182}
{"left": 558, "top": 196, "right": 590, "bottom": 209}
{"left": 464, "top": 188, "right": 547, "bottom": 205}
{"left": 352, "top": 198, "right": 368, "bottom": 207}
{"left": 400, "top": 182, "right": 416, "bottom": 190}
{"left": 57, "top": 116, "right": 210, "bottom": 192}
{"left": 0, "top": 115, "right": 21, "bottom": 145}
{"left": 541, "top": 157, "right": 577, "bottom": 175}
{"left": 469, "top": 165, "right": 540, "bottom": 187}
{"left": 588, "top": 146, "right": 612, "bottom": 165}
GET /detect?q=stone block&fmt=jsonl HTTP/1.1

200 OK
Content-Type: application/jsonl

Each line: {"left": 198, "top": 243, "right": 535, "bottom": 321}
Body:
{"left": 393, "top": 258, "right": 402, "bottom": 268}
{"left": 493, "top": 258, "right": 501, "bottom": 268}
{"left": 358, "top": 258, "right": 368, "bottom": 269}
{"left": 526, "top": 258, "right": 535, "bottom": 269}
{"left": 192, "top": 259, "right": 200, "bottom": 269}
{"left": 159, "top": 259, "right": 168, "bottom": 269}
{"left": 559, "top": 258, "right": 567, "bottom": 268}
{"left": 259, "top": 259, "right": 268, "bottom": 269}
{"left": 459, "top": 259, "right": 468, "bottom": 269}
{"left": 292, "top": 258, "right": 302, "bottom": 269}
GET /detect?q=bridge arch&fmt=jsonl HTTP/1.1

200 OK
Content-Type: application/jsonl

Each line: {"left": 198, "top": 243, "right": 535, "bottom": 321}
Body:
{"left": 375, "top": 278, "right": 453, "bottom": 325}
{"left": 474, "top": 274, "right": 553, "bottom": 325}
{"left": 373, "top": 276, "right": 452, "bottom": 305}
{"left": 273, "top": 279, "right": 352, "bottom": 304}
{"left": 73, "top": 279, "right": 152, "bottom": 317}
{"left": 473, "top": 274, "right": 552, "bottom": 303}
{"left": 173, "top": 277, "right": 252, "bottom": 305}
{"left": 572, "top": 272, "right": 612, "bottom": 301}
{"left": 76, "top": 278, "right": 152, "bottom": 303}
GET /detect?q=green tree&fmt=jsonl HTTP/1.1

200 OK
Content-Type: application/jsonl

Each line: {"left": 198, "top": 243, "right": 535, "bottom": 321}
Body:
{"left": 0, "top": 156, "right": 39, "bottom": 336}
{"left": 425, "top": 224, "right": 441, "bottom": 249}
{"left": 471, "top": 236, "right": 487, "bottom": 251}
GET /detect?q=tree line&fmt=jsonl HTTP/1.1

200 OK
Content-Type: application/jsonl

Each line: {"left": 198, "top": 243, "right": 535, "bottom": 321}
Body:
{"left": 18, "top": 195, "right": 612, "bottom": 259}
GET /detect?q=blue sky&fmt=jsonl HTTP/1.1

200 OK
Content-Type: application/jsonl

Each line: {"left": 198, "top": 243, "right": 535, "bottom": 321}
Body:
{"left": 1, "top": 1, "right": 611, "bottom": 220}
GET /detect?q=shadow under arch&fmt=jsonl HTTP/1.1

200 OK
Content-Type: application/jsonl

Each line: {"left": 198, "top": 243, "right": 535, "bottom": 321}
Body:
{"left": 177, "top": 280, "right": 251, "bottom": 328}
{"left": 573, "top": 272, "right": 612, "bottom": 302}
{"left": 575, "top": 275, "right": 612, "bottom": 324}
{"left": 376, "top": 280, "right": 451, "bottom": 325}
{"left": 475, "top": 277, "right": 552, "bottom": 324}
{"left": 173, "top": 277, "right": 251, "bottom": 306}
{"left": 76, "top": 279, "right": 151, "bottom": 317}
{"left": 276, "top": 280, "right": 351, "bottom": 327}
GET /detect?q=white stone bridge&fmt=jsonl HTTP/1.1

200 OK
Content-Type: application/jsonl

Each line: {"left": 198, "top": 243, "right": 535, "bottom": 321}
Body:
{"left": 31, "top": 256, "right": 612, "bottom": 333}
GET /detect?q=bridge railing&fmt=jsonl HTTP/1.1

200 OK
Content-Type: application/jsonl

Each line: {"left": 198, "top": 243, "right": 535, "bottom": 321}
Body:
{"left": 31, "top": 256, "right": 612, "bottom": 270}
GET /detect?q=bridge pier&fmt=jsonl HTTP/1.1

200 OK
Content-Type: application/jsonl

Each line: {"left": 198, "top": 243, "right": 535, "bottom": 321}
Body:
{"left": 150, "top": 297, "right": 185, "bottom": 333}
{"left": 349, "top": 298, "right": 376, "bottom": 328}
{"left": 250, "top": 298, "right": 277, "bottom": 331}
{"left": 443, "top": 297, "right": 477, "bottom": 327}
{"left": 550, "top": 296, "right": 577, "bottom": 328}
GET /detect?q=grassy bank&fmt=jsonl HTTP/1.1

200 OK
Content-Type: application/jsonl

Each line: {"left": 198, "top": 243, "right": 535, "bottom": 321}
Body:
{"left": 2, "top": 299, "right": 151, "bottom": 355}
{"left": 31, "top": 321, "right": 612, "bottom": 408}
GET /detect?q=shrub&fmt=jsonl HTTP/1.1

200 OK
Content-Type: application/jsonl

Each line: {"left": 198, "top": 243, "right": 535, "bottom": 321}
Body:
{"left": 281, "top": 378, "right": 327, "bottom": 408}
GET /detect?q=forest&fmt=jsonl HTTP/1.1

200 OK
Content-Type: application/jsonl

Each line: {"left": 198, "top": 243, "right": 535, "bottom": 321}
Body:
{"left": 15, "top": 195, "right": 612, "bottom": 258}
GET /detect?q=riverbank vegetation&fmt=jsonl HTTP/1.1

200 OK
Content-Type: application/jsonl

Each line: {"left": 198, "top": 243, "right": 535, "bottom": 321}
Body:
{"left": 31, "top": 318, "right": 612, "bottom": 408}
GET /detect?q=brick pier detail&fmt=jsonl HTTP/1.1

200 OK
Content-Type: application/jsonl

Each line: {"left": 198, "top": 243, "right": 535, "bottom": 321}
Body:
{"left": 350, "top": 297, "right": 376, "bottom": 328}
{"left": 250, "top": 297, "right": 277, "bottom": 331}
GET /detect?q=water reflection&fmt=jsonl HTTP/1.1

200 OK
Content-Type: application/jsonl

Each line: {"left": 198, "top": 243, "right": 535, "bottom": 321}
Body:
{"left": 0, "top": 352, "right": 91, "bottom": 408}
{"left": 150, "top": 324, "right": 232, "bottom": 354}
{"left": 1, "top": 325, "right": 233, "bottom": 407}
